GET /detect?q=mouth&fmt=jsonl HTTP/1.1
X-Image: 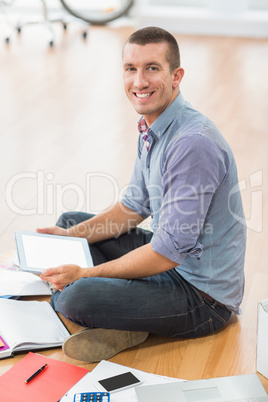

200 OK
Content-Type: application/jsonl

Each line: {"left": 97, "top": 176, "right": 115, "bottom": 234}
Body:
{"left": 134, "top": 92, "right": 154, "bottom": 99}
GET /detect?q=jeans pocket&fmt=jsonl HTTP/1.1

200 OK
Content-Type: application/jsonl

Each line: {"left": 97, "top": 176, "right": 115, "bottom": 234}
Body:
{"left": 170, "top": 304, "right": 215, "bottom": 338}
{"left": 204, "top": 299, "right": 232, "bottom": 332}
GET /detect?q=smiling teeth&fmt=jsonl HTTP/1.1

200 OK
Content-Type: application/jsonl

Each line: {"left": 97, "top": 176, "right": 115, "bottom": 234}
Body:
{"left": 136, "top": 93, "right": 152, "bottom": 98}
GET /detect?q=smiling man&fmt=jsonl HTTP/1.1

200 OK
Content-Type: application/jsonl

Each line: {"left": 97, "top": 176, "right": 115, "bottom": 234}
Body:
{"left": 123, "top": 40, "right": 184, "bottom": 124}
{"left": 39, "top": 27, "right": 246, "bottom": 363}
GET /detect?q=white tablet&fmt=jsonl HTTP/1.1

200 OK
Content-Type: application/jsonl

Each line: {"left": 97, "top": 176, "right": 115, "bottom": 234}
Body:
{"left": 15, "top": 231, "right": 93, "bottom": 274}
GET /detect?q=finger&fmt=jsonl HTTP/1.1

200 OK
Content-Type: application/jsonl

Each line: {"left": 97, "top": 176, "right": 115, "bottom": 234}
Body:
{"left": 36, "top": 227, "right": 55, "bottom": 235}
{"left": 40, "top": 272, "right": 62, "bottom": 289}
{"left": 41, "top": 267, "right": 61, "bottom": 277}
{"left": 36, "top": 226, "right": 67, "bottom": 237}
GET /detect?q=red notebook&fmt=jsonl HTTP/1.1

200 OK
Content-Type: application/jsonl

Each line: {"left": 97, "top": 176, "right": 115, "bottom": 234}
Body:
{"left": 0, "top": 352, "right": 89, "bottom": 402}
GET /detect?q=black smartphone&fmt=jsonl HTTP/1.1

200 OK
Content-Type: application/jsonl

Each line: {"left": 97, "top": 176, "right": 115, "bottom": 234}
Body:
{"left": 96, "top": 371, "right": 142, "bottom": 393}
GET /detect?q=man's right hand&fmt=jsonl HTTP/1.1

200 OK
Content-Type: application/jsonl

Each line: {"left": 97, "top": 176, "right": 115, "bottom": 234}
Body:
{"left": 36, "top": 226, "right": 68, "bottom": 236}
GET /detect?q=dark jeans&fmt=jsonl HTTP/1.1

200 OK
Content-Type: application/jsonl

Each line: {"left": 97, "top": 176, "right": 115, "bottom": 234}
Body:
{"left": 51, "top": 211, "right": 231, "bottom": 338}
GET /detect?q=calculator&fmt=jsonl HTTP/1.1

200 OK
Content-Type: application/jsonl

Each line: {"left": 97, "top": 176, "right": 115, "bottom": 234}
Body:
{"left": 73, "top": 392, "right": 110, "bottom": 402}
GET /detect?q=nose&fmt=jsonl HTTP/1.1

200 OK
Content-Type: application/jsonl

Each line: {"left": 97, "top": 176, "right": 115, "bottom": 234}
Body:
{"left": 134, "top": 70, "right": 149, "bottom": 89}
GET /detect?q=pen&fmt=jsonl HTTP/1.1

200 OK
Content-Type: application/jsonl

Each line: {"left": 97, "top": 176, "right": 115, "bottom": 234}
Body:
{"left": 25, "top": 364, "right": 48, "bottom": 384}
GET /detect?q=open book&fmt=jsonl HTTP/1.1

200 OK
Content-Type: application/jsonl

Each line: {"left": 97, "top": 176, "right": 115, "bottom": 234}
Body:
{"left": 0, "top": 298, "right": 70, "bottom": 359}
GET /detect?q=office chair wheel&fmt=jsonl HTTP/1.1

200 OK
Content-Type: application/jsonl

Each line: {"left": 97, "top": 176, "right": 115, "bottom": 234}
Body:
{"left": 59, "top": 0, "right": 134, "bottom": 25}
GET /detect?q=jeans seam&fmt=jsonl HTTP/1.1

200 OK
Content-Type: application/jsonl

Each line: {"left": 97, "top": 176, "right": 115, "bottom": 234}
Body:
{"left": 204, "top": 300, "right": 230, "bottom": 326}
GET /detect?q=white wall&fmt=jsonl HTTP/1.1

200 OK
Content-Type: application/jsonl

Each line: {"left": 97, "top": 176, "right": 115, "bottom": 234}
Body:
{"left": 136, "top": 0, "right": 268, "bottom": 38}
{"left": 148, "top": 0, "right": 268, "bottom": 10}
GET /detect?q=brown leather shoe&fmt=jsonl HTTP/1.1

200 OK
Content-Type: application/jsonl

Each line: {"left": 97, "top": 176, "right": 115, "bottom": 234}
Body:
{"left": 62, "top": 328, "right": 149, "bottom": 362}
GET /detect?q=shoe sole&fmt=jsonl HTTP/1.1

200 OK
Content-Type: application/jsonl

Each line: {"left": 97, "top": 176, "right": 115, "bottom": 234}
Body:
{"left": 62, "top": 328, "right": 149, "bottom": 362}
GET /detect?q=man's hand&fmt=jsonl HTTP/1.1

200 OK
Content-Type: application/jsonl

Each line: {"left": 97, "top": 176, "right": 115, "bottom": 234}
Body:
{"left": 36, "top": 226, "right": 68, "bottom": 237}
{"left": 40, "top": 264, "right": 84, "bottom": 291}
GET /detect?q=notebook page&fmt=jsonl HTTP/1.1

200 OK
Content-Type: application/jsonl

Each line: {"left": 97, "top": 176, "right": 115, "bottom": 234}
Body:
{"left": 0, "top": 299, "right": 69, "bottom": 352}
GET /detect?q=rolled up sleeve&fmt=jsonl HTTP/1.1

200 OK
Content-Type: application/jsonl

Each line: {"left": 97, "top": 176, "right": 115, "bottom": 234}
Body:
{"left": 151, "top": 134, "right": 227, "bottom": 264}
{"left": 152, "top": 227, "right": 203, "bottom": 264}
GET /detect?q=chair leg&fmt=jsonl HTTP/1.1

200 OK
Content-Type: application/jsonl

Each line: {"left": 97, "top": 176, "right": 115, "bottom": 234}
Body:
{"left": 2, "top": 0, "right": 89, "bottom": 47}
{"left": 0, "top": 0, "right": 15, "bottom": 44}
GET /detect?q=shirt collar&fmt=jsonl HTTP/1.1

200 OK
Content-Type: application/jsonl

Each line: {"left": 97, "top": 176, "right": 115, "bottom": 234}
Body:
{"left": 138, "top": 92, "right": 185, "bottom": 139}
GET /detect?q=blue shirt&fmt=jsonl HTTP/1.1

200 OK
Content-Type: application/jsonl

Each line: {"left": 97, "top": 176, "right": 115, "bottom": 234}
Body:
{"left": 121, "top": 93, "right": 246, "bottom": 313}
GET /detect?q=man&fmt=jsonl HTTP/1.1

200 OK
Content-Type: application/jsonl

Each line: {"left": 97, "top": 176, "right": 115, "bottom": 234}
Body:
{"left": 39, "top": 27, "right": 246, "bottom": 363}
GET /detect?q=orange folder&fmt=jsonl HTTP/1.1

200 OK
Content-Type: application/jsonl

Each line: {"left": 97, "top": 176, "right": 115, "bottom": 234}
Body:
{"left": 0, "top": 352, "right": 89, "bottom": 402}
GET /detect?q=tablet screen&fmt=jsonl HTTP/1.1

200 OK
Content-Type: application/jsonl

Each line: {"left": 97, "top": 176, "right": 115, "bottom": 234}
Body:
{"left": 15, "top": 231, "right": 93, "bottom": 273}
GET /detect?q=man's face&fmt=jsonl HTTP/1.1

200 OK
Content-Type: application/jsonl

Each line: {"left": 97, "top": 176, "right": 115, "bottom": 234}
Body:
{"left": 123, "top": 42, "right": 184, "bottom": 126}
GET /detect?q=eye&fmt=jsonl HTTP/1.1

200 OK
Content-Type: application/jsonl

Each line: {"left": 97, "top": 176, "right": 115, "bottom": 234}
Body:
{"left": 124, "top": 67, "right": 136, "bottom": 73}
{"left": 148, "top": 66, "right": 159, "bottom": 71}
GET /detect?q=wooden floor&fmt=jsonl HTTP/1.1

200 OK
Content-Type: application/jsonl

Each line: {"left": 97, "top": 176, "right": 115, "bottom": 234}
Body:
{"left": 0, "top": 21, "right": 268, "bottom": 392}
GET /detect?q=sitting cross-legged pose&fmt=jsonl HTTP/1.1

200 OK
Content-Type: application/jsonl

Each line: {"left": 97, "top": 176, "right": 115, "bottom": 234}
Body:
{"left": 39, "top": 26, "right": 246, "bottom": 363}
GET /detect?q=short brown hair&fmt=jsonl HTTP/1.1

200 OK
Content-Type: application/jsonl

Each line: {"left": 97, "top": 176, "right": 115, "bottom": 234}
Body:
{"left": 125, "top": 26, "right": 180, "bottom": 72}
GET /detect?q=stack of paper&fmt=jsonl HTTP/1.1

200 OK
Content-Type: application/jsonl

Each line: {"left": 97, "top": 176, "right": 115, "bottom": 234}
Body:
{"left": 0, "top": 267, "right": 51, "bottom": 297}
{"left": 60, "top": 360, "right": 183, "bottom": 402}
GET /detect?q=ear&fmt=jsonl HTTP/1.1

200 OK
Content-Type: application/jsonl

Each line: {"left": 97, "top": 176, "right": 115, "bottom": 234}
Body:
{"left": 172, "top": 67, "right": 184, "bottom": 89}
